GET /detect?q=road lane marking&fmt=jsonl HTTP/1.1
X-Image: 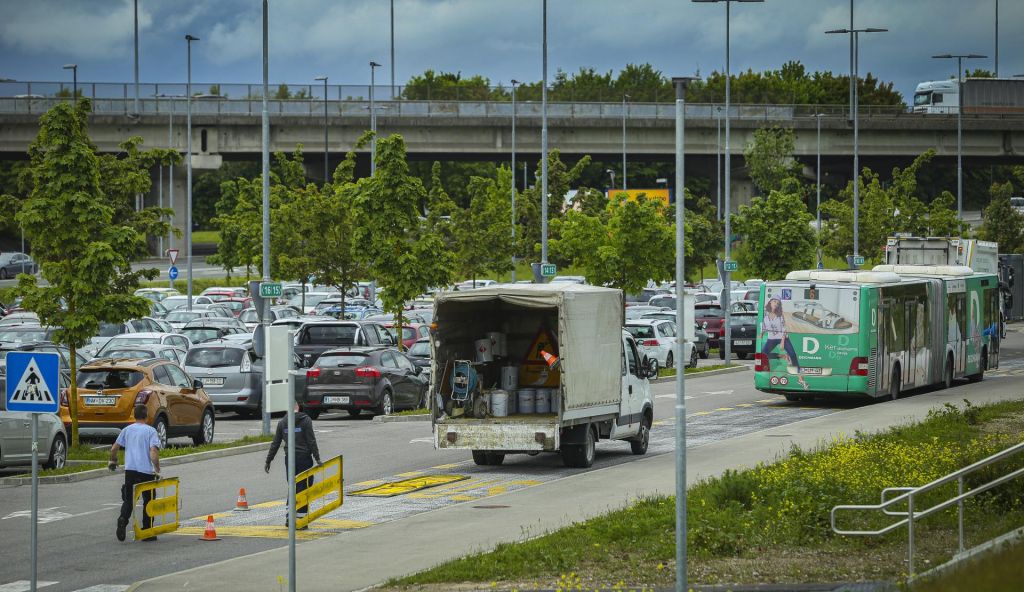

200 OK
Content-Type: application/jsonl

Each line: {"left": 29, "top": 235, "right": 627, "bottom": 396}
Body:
{"left": 0, "top": 582, "right": 58, "bottom": 592}
{"left": 431, "top": 463, "right": 462, "bottom": 469}
{"left": 702, "top": 390, "right": 735, "bottom": 395}
{"left": 756, "top": 398, "right": 776, "bottom": 403}
{"left": 70, "top": 586, "right": 130, "bottom": 592}
{"left": 409, "top": 437, "right": 434, "bottom": 444}
{"left": 350, "top": 474, "right": 469, "bottom": 497}
{"left": 735, "top": 403, "right": 754, "bottom": 408}
{"left": 714, "top": 407, "right": 734, "bottom": 411}
{"left": 349, "top": 480, "right": 384, "bottom": 488}
{"left": 393, "top": 470, "right": 425, "bottom": 478}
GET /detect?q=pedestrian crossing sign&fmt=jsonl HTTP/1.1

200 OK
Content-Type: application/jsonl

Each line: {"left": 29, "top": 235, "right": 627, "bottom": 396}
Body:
{"left": 5, "top": 351, "right": 60, "bottom": 413}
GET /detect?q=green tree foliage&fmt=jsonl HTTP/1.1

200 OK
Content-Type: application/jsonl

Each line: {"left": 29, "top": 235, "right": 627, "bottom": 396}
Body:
{"left": 550, "top": 195, "right": 674, "bottom": 295}
{"left": 733, "top": 185, "right": 816, "bottom": 280}
{"left": 516, "top": 150, "right": 591, "bottom": 261}
{"left": 819, "top": 151, "right": 966, "bottom": 263}
{"left": 744, "top": 126, "right": 803, "bottom": 195}
{"left": 14, "top": 101, "right": 154, "bottom": 444}
{"left": 401, "top": 70, "right": 494, "bottom": 100}
{"left": 684, "top": 194, "right": 723, "bottom": 282}
{"left": 409, "top": 160, "right": 498, "bottom": 209}
{"left": 357, "top": 135, "right": 455, "bottom": 344}
{"left": 979, "top": 182, "right": 1024, "bottom": 253}
{"left": 454, "top": 168, "right": 515, "bottom": 282}
{"left": 190, "top": 161, "right": 260, "bottom": 228}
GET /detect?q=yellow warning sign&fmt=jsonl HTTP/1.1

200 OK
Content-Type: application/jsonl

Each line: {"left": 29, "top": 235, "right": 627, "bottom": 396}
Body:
{"left": 349, "top": 474, "right": 469, "bottom": 497}
{"left": 520, "top": 326, "right": 560, "bottom": 387}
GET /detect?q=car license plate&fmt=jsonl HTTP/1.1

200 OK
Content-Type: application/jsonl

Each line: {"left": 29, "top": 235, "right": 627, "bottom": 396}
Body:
{"left": 86, "top": 396, "right": 117, "bottom": 406}
{"left": 202, "top": 377, "right": 225, "bottom": 386}
{"left": 733, "top": 340, "right": 752, "bottom": 346}
{"left": 323, "top": 396, "right": 350, "bottom": 404}
{"left": 800, "top": 367, "right": 824, "bottom": 375}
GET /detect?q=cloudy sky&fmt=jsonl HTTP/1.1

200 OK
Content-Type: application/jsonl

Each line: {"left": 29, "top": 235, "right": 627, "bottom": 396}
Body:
{"left": 0, "top": 0, "right": 1020, "bottom": 102}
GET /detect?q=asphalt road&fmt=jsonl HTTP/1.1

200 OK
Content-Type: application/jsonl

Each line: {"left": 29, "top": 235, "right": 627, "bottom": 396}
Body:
{"left": 1, "top": 334, "right": 1022, "bottom": 591}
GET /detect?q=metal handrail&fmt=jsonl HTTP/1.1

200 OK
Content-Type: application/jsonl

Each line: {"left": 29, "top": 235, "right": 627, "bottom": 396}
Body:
{"left": 831, "top": 440, "right": 1024, "bottom": 576}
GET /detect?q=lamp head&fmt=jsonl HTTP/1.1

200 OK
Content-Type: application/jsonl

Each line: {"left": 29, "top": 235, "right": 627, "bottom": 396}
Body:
{"left": 370, "top": 61, "right": 382, "bottom": 68}
{"left": 510, "top": 79, "right": 520, "bottom": 86}
{"left": 185, "top": 34, "right": 199, "bottom": 42}
{"left": 314, "top": 76, "right": 328, "bottom": 81}
{"left": 62, "top": 64, "right": 77, "bottom": 70}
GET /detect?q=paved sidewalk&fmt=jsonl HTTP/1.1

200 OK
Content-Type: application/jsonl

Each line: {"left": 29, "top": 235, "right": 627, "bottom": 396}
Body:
{"left": 130, "top": 382, "right": 1023, "bottom": 592}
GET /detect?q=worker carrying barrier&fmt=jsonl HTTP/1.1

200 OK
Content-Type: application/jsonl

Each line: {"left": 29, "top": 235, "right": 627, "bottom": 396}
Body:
{"left": 132, "top": 477, "right": 180, "bottom": 540}
{"left": 294, "top": 455, "right": 343, "bottom": 530}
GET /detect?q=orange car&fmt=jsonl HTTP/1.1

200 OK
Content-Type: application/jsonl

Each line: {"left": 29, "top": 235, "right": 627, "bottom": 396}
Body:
{"left": 59, "top": 358, "right": 215, "bottom": 447}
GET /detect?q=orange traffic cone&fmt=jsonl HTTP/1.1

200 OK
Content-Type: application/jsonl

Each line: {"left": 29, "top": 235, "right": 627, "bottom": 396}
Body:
{"left": 234, "top": 488, "right": 250, "bottom": 512}
{"left": 199, "top": 515, "right": 221, "bottom": 541}
{"left": 540, "top": 350, "right": 560, "bottom": 369}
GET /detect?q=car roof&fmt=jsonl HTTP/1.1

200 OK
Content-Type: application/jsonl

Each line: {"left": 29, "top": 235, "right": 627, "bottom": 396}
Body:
{"left": 320, "top": 346, "right": 385, "bottom": 356}
{"left": 83, "top": 358, "right": 165, "bottom": 370}
{"left": 625, "top": 319, "right": 661, "bottom": 326}
{"left": 188, "top": 339, "right": 250, "bottom": 349}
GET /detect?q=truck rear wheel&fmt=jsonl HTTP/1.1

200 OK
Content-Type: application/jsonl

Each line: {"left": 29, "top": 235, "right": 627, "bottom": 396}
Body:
{"left": 630, "top": 414, "right": 651, "bottom": 455}
{"left": 472, "top": 451, "right": 506, "bottom": 466}
{"left": 562, "top": 426, "right": 596, "bottom": 468}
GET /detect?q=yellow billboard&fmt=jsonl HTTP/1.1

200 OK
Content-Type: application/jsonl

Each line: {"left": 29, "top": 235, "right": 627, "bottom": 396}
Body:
{"left": 606, "top": 189, "right": 671, "bottom": 207}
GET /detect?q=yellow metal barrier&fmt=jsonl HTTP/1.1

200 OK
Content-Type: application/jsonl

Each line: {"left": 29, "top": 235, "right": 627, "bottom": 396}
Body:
{"left": 294, "top": 455, "right": 343, "bottom": 530}
{"left": 132, "top": 477, "right": 180, "bottom": 540}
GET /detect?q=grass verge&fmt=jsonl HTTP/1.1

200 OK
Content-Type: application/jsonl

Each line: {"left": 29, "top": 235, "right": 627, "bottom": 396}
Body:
{"left": 191, "top": 230, "right": 221, "bottom": 244}
{"left": 385, "top": 399, "right": 1024, "bottom": 590}
{"left": 393, "top": 408, "right": 430, "bottom": 416}
{"left": 659, "top": 364, "right": 735, "bottom": 378}
{"left": 911, "top": 536, "right": 1024, "bottom": 591}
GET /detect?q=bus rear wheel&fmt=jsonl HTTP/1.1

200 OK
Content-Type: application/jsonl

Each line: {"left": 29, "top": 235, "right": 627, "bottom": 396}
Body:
{"left": 889, "top": 366, "right": 902, "bottom": 400}
{"left": 968, "top": 348, "right": 986, "bottom": 383}
{"left": 943, "top": 356, "right": 955, "bottom": 390}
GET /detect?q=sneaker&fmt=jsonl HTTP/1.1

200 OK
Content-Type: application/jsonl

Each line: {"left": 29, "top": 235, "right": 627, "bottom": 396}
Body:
{"left": 116, "top": 518, "right": 127, "bottom": 542}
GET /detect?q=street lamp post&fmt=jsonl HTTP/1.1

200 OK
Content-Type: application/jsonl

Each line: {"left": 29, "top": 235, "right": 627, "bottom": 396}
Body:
{"left": 133, "top": 0, "right": 140, "bottom": 116}
{"left": 716, "top": 106, "right": 722, "bottom": 221}
{"left": 672, "top": 75, "right": 698, "bottom": 592}
{"left": 540, "top": 0, "right": 549, "bottom": 273}
{"left": 826, "top": 25, "right": 887, "bottom": 266}
{"left": 370, "top": 61, "right": 382, "bottom": 174}
{"left": 62, "top": 64, "right": 77, "bottom": 104}
{"left": 693, "top": 0, "right": 764, "bottom": 366}
{"left": 814, "top": 113, "right": 825, "bottom": 268}
{"left": 390, "top": 0, "right": 396, "bottom": 99}
{"left": 511, "top": 79, "right": 520, "bottom": 283}
{"left": 933, "top": 53, "right": 986, "bottom": 219}
{"left": 185, "top": 34, "right": 199, "bottom": 311}
{"left": 260, "top": 0, "right": 272, "bottom": 439}
{"left": 315, "top": 76, "right": 329, "bottom": 185}
{"left": 622, "top": 94, "right": 630, "bottom": 191}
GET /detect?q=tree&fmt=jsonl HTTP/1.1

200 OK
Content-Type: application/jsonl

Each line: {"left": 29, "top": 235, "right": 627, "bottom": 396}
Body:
{"left": 551, "top": 194, "right": 674, "bottom": 297}
{"left": 454, "top": 169, "right": 514, "bottom": 282}
{"left": 14, "top": 101, "right": 154, "bottom": 445}
{"left": 684, "top": 194, "right": 723, "bottom": 282}
{"left": 744, "top": 126, "right": 802, "bottom": 195}
{"left": 733, "top": 183, "right": 816, "bottom": 280}
{"left": 979, "top": 182, "right": 1024, "bottom": 253}
{"left": 516, "top": 150, "right": 591, "bottom": 261}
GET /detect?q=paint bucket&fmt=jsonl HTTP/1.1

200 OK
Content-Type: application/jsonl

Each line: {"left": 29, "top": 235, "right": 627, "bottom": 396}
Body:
{"left": 490, "top": 390, "right": 509, "bottom": 417}
{"left": 487, "top": 332, "right": 507, "bottom": 357}
{"left": 474, "top": 338, "right": 494, "bottom": 363}
{"left": 535, "top": 389, "right": 551, "bottom": 414}
{"left": 517, "top": 389, "right": 536, "bottom": 414}
{"left": 501, "top": 366, "right": 519, "bottom": 391}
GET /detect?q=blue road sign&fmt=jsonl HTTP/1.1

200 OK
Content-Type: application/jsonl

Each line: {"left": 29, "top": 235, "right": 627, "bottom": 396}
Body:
{"left": 5, "top": 351, "right": 60, "bottom": 413}
{"left": 169, "top": 266, "right": 179, "bottom": 281}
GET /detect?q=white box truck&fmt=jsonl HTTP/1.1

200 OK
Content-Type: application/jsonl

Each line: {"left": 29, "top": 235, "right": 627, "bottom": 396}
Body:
{"left": 431, "top": 283, "right": 655, "bottom": 468}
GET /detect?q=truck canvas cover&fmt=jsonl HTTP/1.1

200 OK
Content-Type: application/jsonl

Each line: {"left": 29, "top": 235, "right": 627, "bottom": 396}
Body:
{"left": 433, "top": 283, "right": 624, "bottom": 412}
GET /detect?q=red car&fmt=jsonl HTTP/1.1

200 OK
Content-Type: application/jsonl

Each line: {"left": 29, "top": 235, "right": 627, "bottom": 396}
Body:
{"left": 380, "top": 322, "right": 431, "bottom": 350}
{"left": 219, "top": 297, "right": 253, "bottom": 318}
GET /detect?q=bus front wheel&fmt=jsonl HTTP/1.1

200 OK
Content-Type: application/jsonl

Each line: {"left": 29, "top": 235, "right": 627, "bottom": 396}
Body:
{"left": 943, "top": 356, "right": 955, "bottom": 390}
{"left": 968, "top": 348, "right": 986, "bottom": 383}
{"left": 889, "top": 366, "right": 902, "bottom": 400}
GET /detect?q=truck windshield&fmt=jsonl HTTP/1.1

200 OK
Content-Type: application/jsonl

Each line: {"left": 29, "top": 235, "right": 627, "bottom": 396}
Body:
{"left": 914, "top": 92, "right": 932, "bottom": 107}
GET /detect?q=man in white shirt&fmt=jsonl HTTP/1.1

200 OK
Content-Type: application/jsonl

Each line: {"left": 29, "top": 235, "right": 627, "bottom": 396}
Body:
{"left": 109, "top": 404, "right": 162, "bottom": 542}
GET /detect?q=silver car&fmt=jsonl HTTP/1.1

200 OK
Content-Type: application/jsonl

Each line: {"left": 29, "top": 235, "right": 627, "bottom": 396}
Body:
{"left": 184, "top": 341, "right": 263, "bottom": 417}
{"left": 98, "top": 344, "right": 187, "bottom": 366}
{"left": 95, "top": 332, "right": 192, "bottom": 358}
{"left": 0, "top": 377, "right": 69, "bottom": 470}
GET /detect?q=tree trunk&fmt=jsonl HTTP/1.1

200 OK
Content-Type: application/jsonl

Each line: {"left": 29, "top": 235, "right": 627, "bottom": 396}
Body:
{"left": 69, "top": 342, "right": 80, "bottom": 447}
{"left": 396, "top": 309, "right": 405, "bottom": 352}
{"left": 301, "top": 280, "right": 307, "bottom": 313}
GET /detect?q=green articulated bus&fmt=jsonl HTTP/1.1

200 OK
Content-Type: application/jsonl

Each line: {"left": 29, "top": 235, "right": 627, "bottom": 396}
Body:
{"left": 755, "top": 265, "right": 1000, "bottom": 401}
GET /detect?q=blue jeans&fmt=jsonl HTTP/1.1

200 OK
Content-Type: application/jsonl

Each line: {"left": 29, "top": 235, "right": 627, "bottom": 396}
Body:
{"left": 763, "top": 338, "right": 800, "bottom": 371}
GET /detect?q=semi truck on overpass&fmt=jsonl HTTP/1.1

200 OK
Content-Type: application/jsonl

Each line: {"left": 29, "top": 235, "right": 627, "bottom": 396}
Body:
{"left": 913, "top": 77, "right": 1024, "bottom": 115}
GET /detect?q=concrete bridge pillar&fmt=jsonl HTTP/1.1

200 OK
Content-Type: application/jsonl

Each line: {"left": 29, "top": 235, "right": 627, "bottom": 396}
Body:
{"left": 143, "top": 150, "right": 221, "bottom": 257}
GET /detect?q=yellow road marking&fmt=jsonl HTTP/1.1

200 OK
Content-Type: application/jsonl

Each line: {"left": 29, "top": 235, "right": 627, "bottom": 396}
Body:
{"left": 445, "top": 480, "right": 542, "bottom": 502}
{"left": 431, "top": 463, "right": 462, "bottom": 469}
{"left": 351, "top": 474, "right": 469, "bottom": 497}
{"left": 714, "top": 407, "right": 734, "bottom": 411}
{"left": 735, "top": 403, "right": 754, "bottom": 408}
{"left": 689, "top": 411, "right": 712, "bottom": 416}
{"left": 249, "top": 500, "right": 285, "bottom": 509}
{"left": 349, "top": 479, "right": 384, "bottom": 488}
{"left": 393, "top": 471, "right": 425, "bottom": 478}
{"left": 756, "top": 398, "right": 776, "bottom": 403}
{"left": 407, "top": 478, "right": 502, "bottom": 499}
{"left": 309, "top": 518, "right": 374, "bottom": 529}
{"left": 174, "top": 526, "right": 330, "bottom": 540}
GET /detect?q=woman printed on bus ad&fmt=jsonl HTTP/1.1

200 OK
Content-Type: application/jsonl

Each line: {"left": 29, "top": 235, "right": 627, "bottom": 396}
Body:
{"left": 762, "top": 298, "right": 809, "bottom": 390}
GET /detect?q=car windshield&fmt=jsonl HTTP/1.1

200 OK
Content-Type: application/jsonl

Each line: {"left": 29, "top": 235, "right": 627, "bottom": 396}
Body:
{"left": 408, "top": 341, "right": 431, "bottom": 357}
{"left": 299, "top": 325, "right": 357, "bottom": 345}
{"left": 317, "top": 353, "right": 371, "bottom": 367}
{"left": 625, "top": 325, "right": 657, "bottom": 339}
{"left": 182, "top": 328, "right": 221, "bottom": 343}
{"left": 650, "top": 296, "right": 677, "bottom": 308}
{"left": 97, "top": 322, "right": 125, "bottom": 337}
{"left": 186, "top": 347, "right": 244, "bottom": 368}
{"left": 166, "top": 311, "right": 201, "bottom": 323}
{"left": 0, "top": 328, "right": 50, "bottom": 343}
{"left": 239, "top": 310, "right": 258, "bottom": 323}
{"left": 78, "top": 369, "right": 145, "bottom": 389}
{"left": 103, "top": 349, "right": 156, "bottom": 359}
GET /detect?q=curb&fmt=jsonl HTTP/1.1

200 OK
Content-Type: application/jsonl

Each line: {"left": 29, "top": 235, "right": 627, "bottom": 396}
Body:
{"left": 374, "top": 413, "right": 431, "bottom": 423}
{"left": 0, "top": 441, "right": 271, "bottom": 486}
{"left": 652, "top": 364, "right": 750, "bottom": 383}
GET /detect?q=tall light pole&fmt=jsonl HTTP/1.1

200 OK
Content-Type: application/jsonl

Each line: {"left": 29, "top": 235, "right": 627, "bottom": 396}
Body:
{"left": 933, "top": 53, "right": 986, "bottom": 219}
{"left": 390, "top": 0, "right": 396, "bottom": 99}
{"left": 826, "top": 26, "right": 886, "bottom": 266}
{"left": 133, "top": 0, "right": 140, "bottom": 116}
{"left": 540, "top": 0, "right": 549, "bottom": 273}
{"left": 511, "top": 79, "right": 520, "bottom": 283}
{"left": 370, "top": 61, "right": 381, "bottom": 174}
{"left": 693, "top": 0, "right": 764, "bottom": 366}
{"left": 315, "top": 76, "right": 329, "bottom": 185}
{"left": 622, "top": 94, "right": 630, "bottom": 191}
{"left": 672, "top": 75, "right": 698, "bottom": 592}
{"left": 995, "top": 0, "right": 999, "bottom": 77}
{"left": 715, "top": 105, "right": 722, "bottom": 221}
{"left": 62, "top": 64, "right": 77, "bottom": 104}
{"left": 814, "top": 113, "right": 825, "bottom": 269}
{"left": 260, "top": 0, "right": 272, "bottom": 440}
{"left": 185, "top": 34, "right": 199, "bottom": 311}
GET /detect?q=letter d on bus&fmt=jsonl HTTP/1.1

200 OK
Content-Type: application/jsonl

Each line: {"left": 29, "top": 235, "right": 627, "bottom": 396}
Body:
{"left": 802, "top": 337, "right": 820, "bottom": 355}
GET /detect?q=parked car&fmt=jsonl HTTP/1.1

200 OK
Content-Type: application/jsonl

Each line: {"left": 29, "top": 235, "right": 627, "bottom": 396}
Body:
{"left": 625, "top": 319, "right": 694, "bottom": 369}
{"left": 364, "top": 312, "right": 428, "bottom": 324}
{"left": 295, "top": 292, "right": 341, "bottom": 315}
{"left": 1, "top": 390, "right": 69, "bottom": 470}
{"left": 0, "top": 312, "right": 40, "bottom": 326}
{"left": 81, "top": 318, "right": 168, "bottom": 357}
{"left": 161, "top": 295, "right": 215, "bottom": 311}
{"left": 186, "top": 316, "right": 247, "bottom": 333}
{"left": 299, "top": 347, "right": 428, "bottom": 418}
{"left": 695, "top": 304, "right": 726, "bottom": 348}
{"left": 217, "top": 297, "right": 253, "bottom": 317}
{"left": 721, "top": 312, "right": 758, "bottom": 359}
{"left": 200, "top": 287, "right": 248, "bottom": 299}
{"left": 638, "top": 311, "right": 710, "bottom": 362}
{"left": 0, "top": 252, "right": 38, "bottom": 279}
{"left": 238, "top": 305, "right": 300, "bottom": 330}
{"left": 149, "top": 300, "right": 170, "bottom": 319}
{"left": 184, "top": 340, "right": 264, "bottom": 417}
{"left": 1, "top": 342, "right": 87, "bottom": 414}
{"left": 0, "top": 325, "right": 59, "bottom": 344}
{"left": 407, "top": 338, "right": 432, "bottom": 380}
{"left": 335, "top": 306, "right": 384, "bottom": 320}
{"left": 181, "top": 324, "right": 247, "bottom": 345}
{"left": 294, "top": 321, "right": 394, "bottom": 368}
{"left": 62, "top": 358, "right": 215, "bottom": 447}
{"left": 380, "top": 322, "right": 431, "bottom": 350}
{"left": 455, "top": 279, "right": 497, "bottom": 290}
{"left": 134, "top": 287, "right": 181, "bottom": 303}
{"left": 624, "top": 287, "right": 670, "bottom": 307}
{"left": 97, "top": 344, "right": 187, "bottom": 366}
{"left": 164, "top": 307, "right": 227, "bottom": 331}
{"left": 95, "top": 332, "right": 192, "bottom": 358}
{"left": 624, "top": 305, "right": 668, "bottom": 320}
{"left": 550, "top": 275, "right": 587, "bottom": 285}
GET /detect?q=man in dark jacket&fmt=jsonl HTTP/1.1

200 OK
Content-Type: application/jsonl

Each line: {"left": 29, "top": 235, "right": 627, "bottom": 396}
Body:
{"left": 265, "top": 403, "right": 322, "bottom": 524}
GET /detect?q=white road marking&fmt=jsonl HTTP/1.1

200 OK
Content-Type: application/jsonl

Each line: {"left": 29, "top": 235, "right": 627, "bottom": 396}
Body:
{"left": 655, "top": 394, "right": 693, "bottom": 399}
{"left": 70, "top": 586, "right": 130, "bottom": 592}
{"left": 409, "top": 437, "right": 433, "bottom": 444}
{"left": 702, "top": 389, "right": 735, "bottom": 395}
{"left": 2, "top": 506, "right": 114, "bottom": 524}
{"left": 0, "top": 582, "right": 58, "bottom": 592}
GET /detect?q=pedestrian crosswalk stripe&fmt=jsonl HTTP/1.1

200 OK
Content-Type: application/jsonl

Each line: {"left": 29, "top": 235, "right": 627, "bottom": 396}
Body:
{"left": 0, "top": 582, "right": 57, "bottom": 592}
{"left": 70, "top": 586, "right": 130, "bottom": 592}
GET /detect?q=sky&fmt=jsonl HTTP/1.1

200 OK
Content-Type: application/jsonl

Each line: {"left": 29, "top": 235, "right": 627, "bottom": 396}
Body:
{"left": 0, "top": 0, "right": 1021, "bottom": 103}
